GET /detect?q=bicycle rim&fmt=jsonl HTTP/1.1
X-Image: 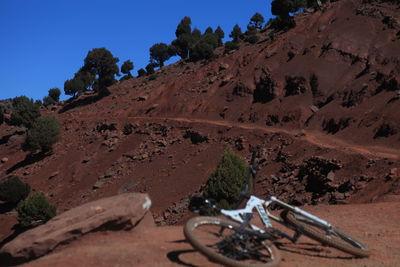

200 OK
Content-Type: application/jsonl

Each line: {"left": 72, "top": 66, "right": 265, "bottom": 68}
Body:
{"left": 184, "top": 216, "right": 281, "bottom": 267}
{"left": 283, "top": 210, "right": 370, "bottom": 257}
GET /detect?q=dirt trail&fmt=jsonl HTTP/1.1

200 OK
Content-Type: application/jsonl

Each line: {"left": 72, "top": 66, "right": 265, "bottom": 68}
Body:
{"left": 25, "top": 200, "right": 400, "bottom": 267}
{"left": 129, "top": 116, "right": 400, "bottom": 160}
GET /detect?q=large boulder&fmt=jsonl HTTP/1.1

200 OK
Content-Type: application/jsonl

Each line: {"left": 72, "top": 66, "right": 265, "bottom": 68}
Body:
{"left": 0, "top": 193, "right": 152, "bottom": 265}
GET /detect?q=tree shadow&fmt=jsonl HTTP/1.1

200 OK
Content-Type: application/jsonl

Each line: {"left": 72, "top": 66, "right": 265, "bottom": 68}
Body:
{"left": 59, "top": 92, "right": 108, "bottom": 114}
{"left": 0, "top": 224, "right": 27, "bottom": 248}
{"left": 0, "top": 223, "right": 34, "bottom": 266}
{"left": 6, "top": 152, "right": 48, "bottom": 174}
{"left": 276, "top": 241, "right": 353, "bottom": 259}
{"left": 0, "top": 202, "right": 14, "bottom": 214}
{"left": 0, "top": 131, "right": 25, "bottom": 146}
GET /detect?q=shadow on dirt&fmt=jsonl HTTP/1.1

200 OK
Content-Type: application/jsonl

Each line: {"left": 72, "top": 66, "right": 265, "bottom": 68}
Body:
{"left": 0, "top": 134, "right": 14, "bottom": 145}
{"left": 0, "top": 202, "right": 14, "bottom": 214}
{"left": 59, "top": 93, "right": 108, "bottom": 114}
{"left": 0, "top": 224, "right": 27, "bottom": 248}
{"left": 166, "top": 249, "right": 199, "bottom": 267}
{"left": 6, "top": 152, "right": 48, "bottom": 174}
{"left": 276, "top": 241, "right": 353, "bottom": 259}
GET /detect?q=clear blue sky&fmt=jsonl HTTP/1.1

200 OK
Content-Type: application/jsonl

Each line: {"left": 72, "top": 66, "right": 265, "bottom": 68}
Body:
{"left": 0, "top": 0, "right": 272, "bottom": 101}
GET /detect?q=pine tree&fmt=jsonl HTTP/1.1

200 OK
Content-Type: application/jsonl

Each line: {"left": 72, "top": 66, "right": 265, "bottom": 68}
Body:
{"left": 229, "top": 24, "right": 243, "bottom": 43}
{"left": 214, "top": 26, "right": 225, "bottom": 46}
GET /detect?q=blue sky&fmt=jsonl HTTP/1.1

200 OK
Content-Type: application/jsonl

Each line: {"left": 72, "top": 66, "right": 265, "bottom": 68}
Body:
{"left": 0, "top": 0, "right": 272, "bottom": 101}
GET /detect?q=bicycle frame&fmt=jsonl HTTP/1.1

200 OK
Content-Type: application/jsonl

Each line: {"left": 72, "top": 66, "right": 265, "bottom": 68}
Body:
{"left": 220, "top": 195, "right": 333, "bottom": 236}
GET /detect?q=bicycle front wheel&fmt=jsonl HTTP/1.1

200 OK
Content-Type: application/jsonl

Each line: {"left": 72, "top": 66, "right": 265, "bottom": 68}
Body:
{"left": 283, "top": 210, "right": 370, "bottom": 257}
{"left": 184, "top": 216, "right": 281, "bottom": 267}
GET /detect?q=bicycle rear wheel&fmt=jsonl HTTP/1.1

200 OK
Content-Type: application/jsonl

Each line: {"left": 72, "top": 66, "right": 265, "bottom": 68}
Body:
{"left": 282, "top": 210, "right": 370, "bottom": 257}
{"left": 184, "top": 216, "right": 281, "bottom": 267}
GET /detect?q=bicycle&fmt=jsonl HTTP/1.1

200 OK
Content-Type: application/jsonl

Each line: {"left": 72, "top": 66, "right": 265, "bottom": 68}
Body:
{"left": 184, "top": 153, "right": 370, "bottom": 267}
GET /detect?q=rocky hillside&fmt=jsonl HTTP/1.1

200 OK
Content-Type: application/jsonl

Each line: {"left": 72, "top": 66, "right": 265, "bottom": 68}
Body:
{"left": 0, "top": 0, "right": 399, "bottom": 250}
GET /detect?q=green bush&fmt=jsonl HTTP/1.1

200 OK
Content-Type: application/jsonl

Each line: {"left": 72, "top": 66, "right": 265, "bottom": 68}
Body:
{"left": 48, "top": 88, "right": 61, "bottom": 102}
{"left": 137, "top": 68, "right": 147, "bottom": 77}
{"left": 244, "top": 31, "right": 259, "bottom": 44}
{"left": 224, "top": 41, "right": 240, "bottom": 54}
{"left": 10, "top": 96, "right": 41, "bottom": 128}
{"left": 24, "top": 115, "right": 61, "bottom": 152}
{"left": 43, "top": 96, "right": 56, "bottom": 107}
{"left": 17, "top": 193, "right": 56, "bottom": 228}
{"left": 202, "top": 148, "right": 251, "bottom": 210}
{"left": 0, "top": 176, "right": 30, "bottom": 204}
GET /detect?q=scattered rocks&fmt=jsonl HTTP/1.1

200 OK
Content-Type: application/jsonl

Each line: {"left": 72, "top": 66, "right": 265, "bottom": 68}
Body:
{"left": 81, "top": 157, "right": 91, "bottom": 164}
{"left": 48, "top": 171, "right": 59, "bottom": 180}
{"left": 93, "top": 180, "right": 105, "bottom": 189}
{"left": 1, "top": 157, "right": 8, "bottom": 163}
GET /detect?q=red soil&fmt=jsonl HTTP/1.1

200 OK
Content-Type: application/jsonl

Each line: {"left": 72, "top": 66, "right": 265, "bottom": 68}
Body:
{"left": 0, "top": 0, "right": 400, "bottom": 265}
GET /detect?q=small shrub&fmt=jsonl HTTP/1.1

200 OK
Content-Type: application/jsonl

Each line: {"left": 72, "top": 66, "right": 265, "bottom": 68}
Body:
{"left": 284, "top": 76, "right": 307, "bottom": 96}
{"left": 17, "top": 193, "right": 56, "bottom": 228}
{"left": 0, "top": 176, "right": 30, "bottom": 204}
{"left": 202, "top": 148, "right": 251, "bottom": 210}
{"left": 244, "top": 31, "right": 259, "bottom": 44}
{"left": 253, "top": 75, "right": 276, "bottom": 103}
{"left": 48, "top": 88, "right": 61, "bottom": 102}
{"left": 123, "top": 123, "right": 134, "bottom": 135}
{"left": 10, "top": 96, "right": 41, "bottom": 128}
{"left": 24, "top": 115, "right": 61, "bottom": 153}
{"left": 374, "top": 123, "right": 397, "bottom": 139}
{"left": 43, "top": 96, "right": 56, "bottom": 107}
{"left": 137, "top": 68, "right": 147, "bottom": 77}
{"left": 224, "top": 41, "right": 240, "bottom": 54}
{"left": 148, "top": 74, "right": 157, "bottom": 81}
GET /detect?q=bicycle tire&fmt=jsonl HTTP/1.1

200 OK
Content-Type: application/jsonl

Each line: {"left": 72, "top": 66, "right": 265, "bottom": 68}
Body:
{"left": 184, "top": 216, "right": 281, "bottom": 267}
{"left": 282, "top": 210, "right": 370, "bottom": 257}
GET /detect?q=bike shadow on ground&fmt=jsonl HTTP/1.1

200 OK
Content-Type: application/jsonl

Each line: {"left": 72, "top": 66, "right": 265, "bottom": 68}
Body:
{"left": 275, "top": 241, "right": 353, "bottom": 259}
{"left": 166, "top": 239, "right": 204, "bottom": 267}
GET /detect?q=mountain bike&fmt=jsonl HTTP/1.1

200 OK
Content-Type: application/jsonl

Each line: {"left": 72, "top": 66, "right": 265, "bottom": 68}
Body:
{"left": 184, "top": 153, "right": 370, "bottom": 267}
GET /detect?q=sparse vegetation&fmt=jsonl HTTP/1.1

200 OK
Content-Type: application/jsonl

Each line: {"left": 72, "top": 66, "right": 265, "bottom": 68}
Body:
{"left": 43, "top": 96, "right": 56, "bottom": 107}
{"left": 137, "top": 68, "right": 147, "bottom": 77}
{"left": 150, "top": 43, "right": 174, "bottom": 68}
{"left": 17, "top": 193, "right": 56, "bottom": 228}
{"left": 229, "top": 24, "right": 243, "bottom": 43}
{"left": 224, "top": 41, "right": 240, "bottom": 54}
{"left": 284, "top": 76, "right": 307, "bottom": 96}
{"left": 10, "top": 96, "right": 41, "bottom": 128}
{"left": 64, "top": 48, "right": 119, "bottom": 97}
{"left": 0, "top": 176, "right": 30, "bottom": 204}
{"left": 48, "top": 88, "right": 61, "bottom": 102}
{"left": 146, "top": 63, "right": 156, "bottom": 75}
{"left": 23, "top": 115, "right": 61, "bottom": 153}
{"left": 253, "top": 76, "right": 276, "bottom": 103}
{"left": 82, "top": 48, "right": 120, "bottom": 95}
{"left": 214, "top": 26, "right": 225, "bottom": 46}
{"left": 120, "top": 60, "right": 134, "bottom": 81}
{"left": 172, "top": 16, "right": 193, "bottom": 59}
{"left": 248, "top": 12, "right": 265, "bottom": 30}
{"left": 374, "top": 123, "right": 397, "bottom": 139}
{"left": 202, "top": 148, "right": 251, "bottom": 210}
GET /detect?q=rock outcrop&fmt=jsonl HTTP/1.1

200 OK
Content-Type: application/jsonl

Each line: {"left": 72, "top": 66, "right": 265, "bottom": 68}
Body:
{"left": 0, "top": 193, "right": 152, "bottom": 265}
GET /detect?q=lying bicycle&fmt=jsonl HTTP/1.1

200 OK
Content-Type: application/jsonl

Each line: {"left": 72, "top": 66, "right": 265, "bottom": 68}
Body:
{"left": 184, "top": 154, "right": 370, "bottom": 267}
